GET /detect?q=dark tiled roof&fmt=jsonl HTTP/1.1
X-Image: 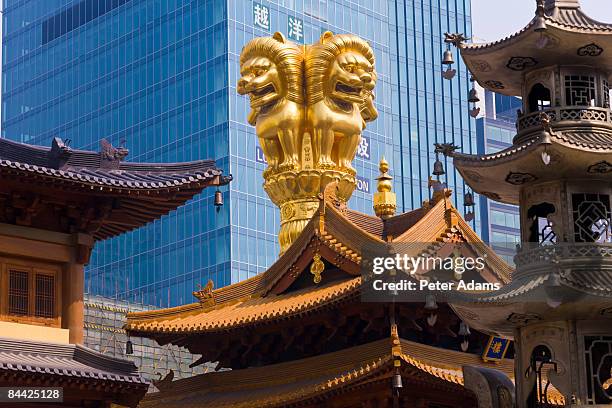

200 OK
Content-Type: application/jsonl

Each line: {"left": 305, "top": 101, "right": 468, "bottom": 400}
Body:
{"left": 0, "top": 137, "right": 231, "bottom": 240}
{"left": 0, "top": 137, "right": 231, "bottom": 190}
{"left": 0, "top": 337, "right": 148, "bottom": 385}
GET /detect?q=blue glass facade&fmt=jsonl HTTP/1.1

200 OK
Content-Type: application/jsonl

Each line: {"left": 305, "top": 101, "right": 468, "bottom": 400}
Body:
{"left": 2, "top": 0, "right": 476, "bottom": 307}
{"left": 477, "top": 90, "right": 522, "bottom": 264}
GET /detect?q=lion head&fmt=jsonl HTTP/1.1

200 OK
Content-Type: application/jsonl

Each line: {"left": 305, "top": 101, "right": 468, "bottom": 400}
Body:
{"left": 305, "top": 31, "right": 376, "bottom": 110}
{"left": 237, "top": 32, "right": 303, "bottom": 123}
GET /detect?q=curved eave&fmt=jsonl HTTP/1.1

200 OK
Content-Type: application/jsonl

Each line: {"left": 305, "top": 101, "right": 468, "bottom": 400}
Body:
{"left": 460, "top": 13, "right": 612, "bottom": 96}
{"left": 451, "top": 268, "right": 612, "bottom": 338}
{"left": 452, "top": 133, "right": 612, "bottom": 205}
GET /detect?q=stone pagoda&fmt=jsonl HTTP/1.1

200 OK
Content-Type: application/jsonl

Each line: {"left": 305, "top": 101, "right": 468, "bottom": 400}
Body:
{"left": 442, "top": 0, "right": 612, "bottom": 406}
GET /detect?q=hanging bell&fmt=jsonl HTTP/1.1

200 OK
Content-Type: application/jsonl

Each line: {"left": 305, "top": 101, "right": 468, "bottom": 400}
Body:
{"left": 214, "top": 189, "right": 223, "bottom": 208}
{"left": 125, "top": 339, "right": 134, "bottom": 355}
{"left": 464, "top": 192, "right": 475, "bottom": 207}
{"left": 458, "top": 322, "right": 471, "bottom": 336}
{"left": 424, "top": 294, "right": 438, "bottom": 311}
{"left": 468, "top": 88, "right": 480, "bottom": 103}
{"left": 534, "top": 16, "right": 547, "bottom": 32}
{"left": 442, "top": 49, "right": 454, "bottom": 65}
{"left": 392, "top": 372, "right": 403, "bottom": 389}
{"left": 461, "top": 339, "right": 469, "bottom": 352}
{"left": 432, "top": 159, "right": 445, "bottom": 176}
{"left": 427, "top": 313, "right": 438, "bottom": 327}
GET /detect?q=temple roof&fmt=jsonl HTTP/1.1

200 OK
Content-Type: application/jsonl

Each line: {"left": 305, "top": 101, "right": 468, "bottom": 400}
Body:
{"left": 136, "top": 336, "right": 514, "bottom": 408}
{"left": 0, "top": 137, "right": 231, "bottom": 240}
{"left": 458, "top": 0, "right": 612, "bottom": 95}
{"left": 0, "top": 337, "right": 148, "bottom": 406}
{"left": 126, "top": 189, "right": 512, "bottom": 339}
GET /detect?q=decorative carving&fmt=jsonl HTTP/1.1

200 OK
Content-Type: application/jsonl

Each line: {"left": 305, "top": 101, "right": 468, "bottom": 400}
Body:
{"left": 471, "top": 60, "right": 492, "bottom": 72}
{"left": 505, "top": 172, "right": 537, "bottom": 185}
{"left": 310, "top": 252, "right": 325, "bottom": 284}
{"left": 237, "top": 32, "right": 304, "bottom": 172}
{"left": 506, "top": 312, "right": 541, "bottom": 325}
{"left": 100, "top": 138, "right": 128, "bottom": 169}
{"left": 577, "top": 43, "right": 603, "bottom": 57}
{"left": 444, "top": 32, "right": 469, "bottom": 47}
{"left": 152, "top": 370, "right": 174, "bottom": 391}
{"left": 306, "top": 31, "right": 377, "bottom": 173}
{"left": 48, "top": 137, "right": 72, "bottom": 169}
{"left": 464, "top": 170, "right": 483, "bottom": 183}
{"left": 506, "top": 56, "right": 537, "bottom": 71}
{"left": 434, "top": 142, "right": 460, "bottom": 156}
{"left": 588, "top": 161, "right": 612, "bottom": 174}
{"left": 585, "top": 336, "right": 612, "bottom": 403}
{"left": 484, "top": 80, "right": 504, "bottom": 89}
{"left": 193, "top": 280, "right": 215, "bottom": 304}
{"left": 238, "top": 32, "right": 378, "bottom": 253}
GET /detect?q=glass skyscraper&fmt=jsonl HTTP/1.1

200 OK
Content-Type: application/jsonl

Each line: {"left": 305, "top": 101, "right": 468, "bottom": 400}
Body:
{"left": 2, "top": 0, "right": 476, "bottom": 307}
{"left": 477, "top": 89, "right": 522, "bottom": 264}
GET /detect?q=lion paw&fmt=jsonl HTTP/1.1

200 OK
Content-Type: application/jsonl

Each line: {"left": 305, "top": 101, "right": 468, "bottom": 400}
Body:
{"left": 278, "top": 160, "right": 299, "bottom": 172}
{"left": 340, "top": 164, "right": 357, "bottom": 175}
{"left": 316, "top": 159, "right": 336, "bottom": 170}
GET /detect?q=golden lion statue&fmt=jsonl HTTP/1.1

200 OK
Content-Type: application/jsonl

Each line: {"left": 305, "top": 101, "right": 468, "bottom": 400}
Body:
{"left": 305, "top": 31, "right": 377, "bottom": 173}
{"left": 237, "top": 32, "right": 304, "bottom": 172}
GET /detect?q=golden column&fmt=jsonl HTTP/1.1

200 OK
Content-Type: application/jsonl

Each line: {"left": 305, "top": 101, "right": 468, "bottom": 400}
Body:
{"left": 237, "top": 31, "right": 378, "bottom": 253}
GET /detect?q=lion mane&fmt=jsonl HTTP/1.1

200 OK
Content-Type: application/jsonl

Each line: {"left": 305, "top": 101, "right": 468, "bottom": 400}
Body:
{"left": 305, "top": 32, "right": 375, "bottom": 105}
{"left": 240, "top": 33, "right": 304, "bottom": 104}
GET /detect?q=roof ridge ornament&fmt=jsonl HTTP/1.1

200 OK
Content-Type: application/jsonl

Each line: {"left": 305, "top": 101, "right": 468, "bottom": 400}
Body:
{"left": 100, "top": 138, "right": 129, "bottom": 169}
{"left": 373, "top": 157, "right": 397, "bottom": 219}
{"left": 444, "top": 33, "right": 469, "bottom": 48}
{"left": 48, "top": 137, "right": 72, "bottom": 169}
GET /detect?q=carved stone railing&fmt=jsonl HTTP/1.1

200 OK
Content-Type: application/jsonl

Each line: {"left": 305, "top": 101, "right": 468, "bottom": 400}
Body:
{"left": 515, "top": 106, "right": 612, "bottom": 142}
{"left": 514, "top": 242, "right": 612, "bottom": 272}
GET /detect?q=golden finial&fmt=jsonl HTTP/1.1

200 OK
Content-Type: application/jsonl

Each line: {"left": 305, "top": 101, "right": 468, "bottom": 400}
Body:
{"left": 373, "top": 157, "right": 397, "bottom": 219}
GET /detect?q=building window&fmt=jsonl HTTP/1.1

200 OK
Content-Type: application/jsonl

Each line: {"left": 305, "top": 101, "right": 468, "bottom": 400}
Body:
{"left": 604, "top": 80, "right": 610, "bottom": 108}
{"left": 5, "top": 267, "right": 58, "bottom": 320}
{"left": 8, "top": 270, "right": 29, "bottom": 316}
{"left": 565, "top": 75, "right": 596, "bottom": 106}
{"left": 35, "top": 274, "right": 55, "bottom": 318}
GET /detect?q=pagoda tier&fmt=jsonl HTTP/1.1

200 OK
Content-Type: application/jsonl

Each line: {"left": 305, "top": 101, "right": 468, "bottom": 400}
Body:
{"left": 0, "top": 137, "right": 231, "bottom": 241}
{"left": 459, "top": 0, "right": 612, "bottom": 97}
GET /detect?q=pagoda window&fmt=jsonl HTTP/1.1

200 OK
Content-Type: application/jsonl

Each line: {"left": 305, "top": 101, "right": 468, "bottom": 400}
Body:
{"left": 527, "top": 203, "right": 557, "bottom": 245}
{"left": 572, "top": 193, "right": 611, "bottom": 243}
{"left": 564, "top": 75, "right": 596, "bottom": 106}
{"left": 528, "top": 83, "right": 551, "bottom": 112}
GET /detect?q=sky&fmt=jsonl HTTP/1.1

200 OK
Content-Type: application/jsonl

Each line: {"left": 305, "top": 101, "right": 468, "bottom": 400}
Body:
{"left": 471, "top": 0, "right": 612, "bottom": 42}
